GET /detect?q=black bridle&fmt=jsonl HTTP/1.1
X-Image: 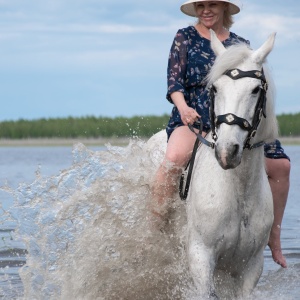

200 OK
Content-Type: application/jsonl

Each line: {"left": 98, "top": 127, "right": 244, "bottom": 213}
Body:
{"left": 191, "top": 68, "right": 268, "bottom": 150}
{"left": 180, "top": 68, "right": 268, "bottom": 200}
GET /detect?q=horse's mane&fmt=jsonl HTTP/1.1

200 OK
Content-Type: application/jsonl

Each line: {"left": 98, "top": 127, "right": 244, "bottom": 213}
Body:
{"left": 206, "top": 43, "right": 252, "bottom": 86}
{"left": 206, "top": 43, "right": 278, "bottom": 142}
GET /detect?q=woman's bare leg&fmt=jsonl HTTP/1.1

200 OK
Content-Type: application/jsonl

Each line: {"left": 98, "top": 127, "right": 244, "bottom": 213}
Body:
{"left": 265, "top": 157, "right": 290, "bottom": 268}
{"left": 151, "top": 126, "right": 197, "bottom": 221}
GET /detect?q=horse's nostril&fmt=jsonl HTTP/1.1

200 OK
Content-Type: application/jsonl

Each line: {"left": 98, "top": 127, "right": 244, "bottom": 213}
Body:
{"left": 232, "top": 144, "right": 240, "bottom": 157}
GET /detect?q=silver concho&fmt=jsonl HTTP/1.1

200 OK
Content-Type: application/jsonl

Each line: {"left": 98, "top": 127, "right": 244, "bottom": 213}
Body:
{"left": 231, "top": 69, "right": 239, "bottom": 77}
{"left": 226, "top": 114, "right": 235, "bottom": 123}
{"left": 255, "top": 71, "right": 262, "bottom": 78}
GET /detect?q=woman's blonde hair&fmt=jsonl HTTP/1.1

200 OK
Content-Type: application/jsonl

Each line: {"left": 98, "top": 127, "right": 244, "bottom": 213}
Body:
{"left": 223, "top": 8, "right": 234, "bottom": 29}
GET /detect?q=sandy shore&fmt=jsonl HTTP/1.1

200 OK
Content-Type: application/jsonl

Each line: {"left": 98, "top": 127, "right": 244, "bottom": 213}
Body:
{"left": 0, "top": 137, "right": 134, "bottom": 147}
{"left": 277, "top": 136, "right": 300, "bottom": 145}
{"left": 0, "top": 136, "right": 299, "bottom": 147}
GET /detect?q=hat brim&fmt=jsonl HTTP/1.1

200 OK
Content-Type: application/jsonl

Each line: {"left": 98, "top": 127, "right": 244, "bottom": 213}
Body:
{"left": 180, "top": 0, "right": 240, "bottom": 17}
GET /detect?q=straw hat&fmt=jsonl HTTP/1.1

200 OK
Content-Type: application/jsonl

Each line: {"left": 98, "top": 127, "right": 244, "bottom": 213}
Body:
{"left": 180, "top": 0, "right": 240, "bottom": 17}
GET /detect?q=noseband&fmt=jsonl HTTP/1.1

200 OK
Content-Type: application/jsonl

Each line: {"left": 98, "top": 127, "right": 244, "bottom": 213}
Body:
{"left": 191, "top": 68, "right": 268, "bottom": 150}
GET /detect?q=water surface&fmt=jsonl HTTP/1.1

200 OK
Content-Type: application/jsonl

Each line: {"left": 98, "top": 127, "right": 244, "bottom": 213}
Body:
{"left": 0, "top": 143, "right": 299, "bottom": 299}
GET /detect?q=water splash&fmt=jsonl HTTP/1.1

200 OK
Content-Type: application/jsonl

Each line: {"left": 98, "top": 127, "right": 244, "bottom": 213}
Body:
{"left": 5, "top": 140, "right": 300, "bottom": 299}
{"left": 9, "top": 140, "right": 191, "bottom": 299}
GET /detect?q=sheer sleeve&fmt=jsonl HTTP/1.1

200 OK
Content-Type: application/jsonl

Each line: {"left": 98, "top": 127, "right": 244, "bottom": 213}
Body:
{"left": 166, "top": 29, "right": 189, "bottom": 103}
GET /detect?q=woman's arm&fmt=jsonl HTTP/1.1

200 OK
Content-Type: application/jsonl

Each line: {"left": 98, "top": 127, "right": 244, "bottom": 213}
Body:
{"left": 171, "top": 91, "right": 200, "bottom": 125}
{"left": 166, "top": 30, "right": 189, "bottom": 104}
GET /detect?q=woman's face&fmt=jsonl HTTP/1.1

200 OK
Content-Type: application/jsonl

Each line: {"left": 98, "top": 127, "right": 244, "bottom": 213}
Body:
{"left": 194, "top": 1, "right": 227, "bottom": 29}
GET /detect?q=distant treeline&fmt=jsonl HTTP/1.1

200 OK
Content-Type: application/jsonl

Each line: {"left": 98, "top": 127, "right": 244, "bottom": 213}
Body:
{"left": 0, "top": 113, "right": 299, "bottom": 139}
{"left": 276, "top": 113, "right": 300, "bottom": 136}
{"left": 0, "top": 115, "right": 170, "bottom": 139}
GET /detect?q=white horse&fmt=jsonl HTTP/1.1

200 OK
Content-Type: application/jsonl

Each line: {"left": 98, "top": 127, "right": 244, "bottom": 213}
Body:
{"left": 147, "top": 31, "right": 278, "bottom": 299}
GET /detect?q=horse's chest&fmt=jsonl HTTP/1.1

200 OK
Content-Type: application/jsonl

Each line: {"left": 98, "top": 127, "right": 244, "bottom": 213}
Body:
{"left": 217, "top": 190, "right": 273, "bottom": 262}
{"left": 190, "top": 154, "right": 273, "bottom": 264}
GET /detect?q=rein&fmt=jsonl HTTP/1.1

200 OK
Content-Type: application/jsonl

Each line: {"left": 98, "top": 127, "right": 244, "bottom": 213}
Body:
{"left": 179, "top": 68, "right": 268, "bottom": 200}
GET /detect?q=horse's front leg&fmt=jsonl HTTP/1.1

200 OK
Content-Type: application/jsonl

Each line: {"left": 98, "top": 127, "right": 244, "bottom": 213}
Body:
{"left": 188, "top": 234, "right": 217, "bottom": 299}
{"left": 234, "top": 251, "right": 265, "bottom": 298}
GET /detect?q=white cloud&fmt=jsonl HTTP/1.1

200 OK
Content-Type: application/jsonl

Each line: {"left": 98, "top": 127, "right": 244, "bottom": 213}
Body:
{"left": 237, "top": 13, "right": 300, "bottom": 45}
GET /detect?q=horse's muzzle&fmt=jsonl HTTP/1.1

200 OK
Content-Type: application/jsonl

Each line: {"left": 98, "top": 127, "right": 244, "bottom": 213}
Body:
{"left": 215, "top": 143, "right": 242, "bottom": 170}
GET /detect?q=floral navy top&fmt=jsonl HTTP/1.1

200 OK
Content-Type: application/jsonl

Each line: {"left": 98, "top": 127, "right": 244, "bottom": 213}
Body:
{"left": 166, "top": 26, "right": 250, "bottom": 139}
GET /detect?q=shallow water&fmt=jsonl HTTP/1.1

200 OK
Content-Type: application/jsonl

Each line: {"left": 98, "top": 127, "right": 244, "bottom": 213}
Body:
{"left": 0, "top": 142, "right": 299, "bottom": 299}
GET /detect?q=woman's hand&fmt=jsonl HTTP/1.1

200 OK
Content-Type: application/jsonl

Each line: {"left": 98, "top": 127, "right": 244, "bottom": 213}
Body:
{"left": 170, "top": 91, "right": 201, "bottom": 126}
{"left": 179, "top": 106, "right": 200, "bottom": 126}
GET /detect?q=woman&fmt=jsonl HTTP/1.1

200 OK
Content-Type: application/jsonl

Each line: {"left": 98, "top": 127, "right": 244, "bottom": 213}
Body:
{"left": 151, "top": 0, "right": 290, "bottom": 268}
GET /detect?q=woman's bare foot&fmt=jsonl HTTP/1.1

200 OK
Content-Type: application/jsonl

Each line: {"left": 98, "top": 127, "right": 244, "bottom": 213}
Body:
{"left": 268, "top": 226, "right": 287, "bottom": 268}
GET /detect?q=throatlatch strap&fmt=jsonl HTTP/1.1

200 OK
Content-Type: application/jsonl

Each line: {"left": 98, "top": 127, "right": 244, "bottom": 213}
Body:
{"left": 179, "top": 138, "right": 200, "bottom": 200}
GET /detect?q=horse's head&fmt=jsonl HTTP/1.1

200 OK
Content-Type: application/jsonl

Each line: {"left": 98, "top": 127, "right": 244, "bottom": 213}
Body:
{"left": 207, "top": 30, "right": 278, "bottom": 170}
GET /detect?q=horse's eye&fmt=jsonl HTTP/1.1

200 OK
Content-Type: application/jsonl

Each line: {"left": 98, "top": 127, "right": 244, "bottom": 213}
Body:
{"left": 252, "top": 86, "right": 261, "bottom": 94}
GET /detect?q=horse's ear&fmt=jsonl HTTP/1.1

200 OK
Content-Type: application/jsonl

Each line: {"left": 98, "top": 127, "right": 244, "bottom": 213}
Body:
{"left": 210, "top": 29, "right": 226, "bottom": 56}
{"left": 252, "top": 33, "right": 276, "bottom": 64}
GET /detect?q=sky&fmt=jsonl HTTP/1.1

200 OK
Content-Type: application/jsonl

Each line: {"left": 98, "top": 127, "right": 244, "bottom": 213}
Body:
{"left": 0, "top": 0, "right": 299, "bottom": 121}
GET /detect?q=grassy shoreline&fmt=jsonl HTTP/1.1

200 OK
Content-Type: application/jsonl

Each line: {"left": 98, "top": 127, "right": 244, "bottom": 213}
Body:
{"left": 0, "top": 136, "right": 299, "bottom": 147}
